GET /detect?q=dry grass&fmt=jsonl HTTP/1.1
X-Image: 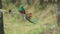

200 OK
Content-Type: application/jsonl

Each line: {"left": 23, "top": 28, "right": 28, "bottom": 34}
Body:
{"left": 3, "top": 4, "right": 58, "bottom": 34}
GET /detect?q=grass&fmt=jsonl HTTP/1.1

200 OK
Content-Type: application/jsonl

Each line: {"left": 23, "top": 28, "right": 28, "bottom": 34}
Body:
{"left": 3, "top": 4, "right": 59, "bottom": 34}
{"left": 56, "top": 32, "right": 60, "bottom": 34}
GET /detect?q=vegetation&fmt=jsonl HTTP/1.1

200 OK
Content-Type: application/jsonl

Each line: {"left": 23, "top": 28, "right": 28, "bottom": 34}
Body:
{"left": 0, "top": 0, "right": 60, "bottom": 34}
